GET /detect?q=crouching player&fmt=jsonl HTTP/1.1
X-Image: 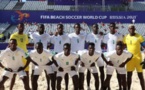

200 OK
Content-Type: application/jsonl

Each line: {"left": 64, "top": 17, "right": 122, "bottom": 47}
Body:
{"left": 78, "top": 43, "right": 102, "bottom": 90}
{"left": 0, "top": 39, "right": 31, "bottom": 90}
{"left": 102, "top": 41, "right": 133, "bottom": 90}
{"left": 29, "top": 42, "right": 55, "bottom": 90}
{"left": 52, "top": 43, "right": 80, "bottom": 90}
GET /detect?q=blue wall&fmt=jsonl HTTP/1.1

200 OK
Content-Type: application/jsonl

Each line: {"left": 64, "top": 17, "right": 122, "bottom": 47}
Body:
{"left": 0, "top": 10, "right": 145, "bottom": 25}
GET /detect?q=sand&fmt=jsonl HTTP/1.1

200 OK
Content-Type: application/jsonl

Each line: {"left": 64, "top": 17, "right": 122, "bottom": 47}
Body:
{"left": 0, "top": 65, "right": 145, "bottom": 90}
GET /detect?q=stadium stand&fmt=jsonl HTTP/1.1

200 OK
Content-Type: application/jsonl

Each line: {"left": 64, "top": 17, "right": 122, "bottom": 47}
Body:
{"left": 4, "top": 1, "right": 17, "bottom": 10}
{"left": 0, "top": 0, "right": 10, "bottom": 10}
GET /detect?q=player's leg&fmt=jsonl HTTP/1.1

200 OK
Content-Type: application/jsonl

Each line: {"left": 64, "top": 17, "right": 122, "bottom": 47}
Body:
{"left": 136, "top": 59, "right": 145, "bottom": 90}
{"left": 9, "top": 74, "right": 17, "bottom": 90}
{"left": 31, "top": 70, "right": 34, "bottom": 90}
{"left": 86, "top": 69, "right": 91, "bottom": 89}
{"left": 126, "top": 60, "right": 135, "bottom": 90}
{"left": 137, "top": 72, "right": 145, "bottom": 90}
{"left": 18, "top": 71, "right": 31, "bottom": 90}
{"left": 103, "top": 65, "right": 114, "bottom": 90}
{"left": 72, "top": 75, "right": 79, "bottom": 90}
{"left": 97, "top": 57, "right": 104, "bottom": 89}
{"left": 49, "top": 74, "right": 55, "bottom": 90}
{"left": 45, "top": 66, "right": 55, "bottom": 90}
{"left": 44, "top": 70, "right": 50, "bottom": 90}
{"left": 57, "top": 77, "right": 62, "bottom": 90}
{"left": 70, "top": 69, "right": 79, "bottom": 90}
{"left": 56, "top": 71, "right": 64, "bottom": 90}
{"left": 32, "top": 75, "right": 39, "bottom": 90}
{"left": 117, "top": 67, "right": 127, "bottom": 90}
{"left": 31, "top": 66, "right": 42, "bottom": 90}
{"left": 92, "top": 73, "right": 99, "bottom": 90}
{"left": 120, "top": 74, "right": 127, "bottom": 90}
{"left": 90, "top": 66, "right": 99, "bottom": 90}
{"left": 64, "top": 73, "right": 69, "bottom": 90}
{"left": 79, "top": 73, "right": 84, "bottom": 90}
{"left": 127, "top": 72, "right": 132, "bottom": 90}
{"left": 116, "top": 71, "right": 122, "bottom": 90}
{"left": 0, "top": 76, "right": 9, "bottom": 90}
{"left": 51, "top": 64, "right": 57, "bottom": 89}
{"left": 79, "top": 66, "right": 86, "bottom": 90}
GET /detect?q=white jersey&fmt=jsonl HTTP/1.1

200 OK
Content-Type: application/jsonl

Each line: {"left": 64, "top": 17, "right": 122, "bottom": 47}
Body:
{"left": 54, "top": 52, "right": 79, "bottom": 70}
{"left": 68, "top": 33, "right": 86, "bottom": 52}
{"left": 29, "top": 49, "right": 52, "bottom": 66}
{"left": 78, "top": 50, "right": 101, "bottom": 67}
{"left": 103, "top": 33, "right": 123, "bottom": 52}
{"left": 30, "top": 32, "right": 50, "bottom": 49}
{"left": 105, "top": 50, "right": 132, "bottom": 67}
{"left": 0, "top": 48, "right": 28, "bottom": 71}
{"left": 51, "top": 34, "right": 70, "bottom": 53}
{"left": 86, "top": 33, "right": 103, "bottom": 52}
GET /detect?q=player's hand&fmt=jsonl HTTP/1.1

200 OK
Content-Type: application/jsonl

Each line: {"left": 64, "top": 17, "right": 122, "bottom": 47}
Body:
{"left": 90, "top": 63, "right": 95, "bottom": 67}
{"left": 107, "top": 61, "right": 113, "bottom": 66}
{"left": 71, "top": 66, "right": 76, "bottom": 71}
{"left": 81, "top": 62, "right": 85, "bottom": 67}
{"left": 119, "top": 62, "right": 126, "bottom": 67}
{"left": 140, "top": 60, "right": 145, "bottom": 65}
{"left": 17, "top": 67, "right": 24, "bottom": 72}
{"left": 140, "top": 60, "right": 145, "bottom": 69}
{"left": 5, "top": 68, "right": 13, "bottom": 72}
{"left": 58, "top": 67, "right": 63, "bottom": 72}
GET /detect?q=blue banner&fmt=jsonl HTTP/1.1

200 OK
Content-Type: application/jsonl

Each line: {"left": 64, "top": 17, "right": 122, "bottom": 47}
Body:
{"left": 0, "top": 10, "right": 145, "bottom": 25}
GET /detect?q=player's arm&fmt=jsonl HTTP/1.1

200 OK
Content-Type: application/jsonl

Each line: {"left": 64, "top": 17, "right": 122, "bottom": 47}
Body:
{"left": 119, "top": 54, "right": 133, "bottom": 67}
{"left": 75, "top": 56, "right": 80, "bottom": 65}
{"left": 46, "top": 60, "right": 53, "bottom": 65}
{"left": 0, "top": 62, "right": 13, "bottom": 72}
{"left": 51, "top": 56, "right": 59, "bottom": 67}
{"left": 101, "top": 53, "right": 113, "bottom": 66}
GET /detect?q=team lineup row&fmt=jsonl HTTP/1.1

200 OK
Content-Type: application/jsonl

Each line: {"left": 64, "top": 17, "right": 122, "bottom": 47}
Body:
{"left": 0, "top": 22, "right": 144, "bottom": 90}
{"left": 0, "top": 39, "right": 134, "bottom": 90}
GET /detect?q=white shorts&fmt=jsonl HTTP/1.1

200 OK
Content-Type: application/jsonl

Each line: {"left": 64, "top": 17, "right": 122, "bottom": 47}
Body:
{"left": 2, "top": 70, "right": 26, "bottom": 78}
{"left": 51, "top": 64, "right": 57, "bottom": 72}
{"left": 57, "top": 70, "right": 77, "bottom": 78}
{"left": 33, "top": 66, "right": 54, "bottom": 75}
{"left": 79, "top": 66, "right": 98, "bottom": 73}
{"left": 96, "top": 57, "right": 104, "bottom": 67}
{"left": 106, "top": 65, "right": 126, "bottom": 75}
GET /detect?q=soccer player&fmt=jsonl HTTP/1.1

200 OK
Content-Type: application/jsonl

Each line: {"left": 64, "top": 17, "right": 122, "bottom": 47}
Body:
{"left": 30, "top": 24, "right": 52, "bottom": 90}
{"left": 29, "top": 42, "right": 55, "bottom": 90}
{"left": 123, "top": 24, "right": 145, "bottom": 90}
{"left": 102, "top": 41, "right": 133, "bottom": 90}
{"left": 78, "top": 43, "right": 102, "bottom": 90}
{"left": 52, "top": 43, "right": 80, "bottom": 90}
{"left": 103, "top": 22, "right": 123, "bottom": 90}
{"left": 68, "top": 23, "right": 86, "bottom": 52}
{"left": 50, "top": 24, "right": 70, "bottom": 90}
{"left": 30, "top": 24, "right": 51, "bottom": 49}
{"left": 10, "top": 23, "right": 30, "bottom": 90}
{"left": 86, "top": 24, "right": 105, "bottom": 89}
{"left": 0, "top": 39, "right": 31, "bottom": 90}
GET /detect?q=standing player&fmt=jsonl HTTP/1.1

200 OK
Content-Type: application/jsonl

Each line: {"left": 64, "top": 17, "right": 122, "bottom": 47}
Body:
{"left": 68, "top": 23, "right": 86, "bottom": 52}
{"left": 29, "top": 42, "right": 55, "bottom": 90}
{"left": 78, "top": 43, "right": 102, "bottom": 90}
{"left": 123, "top": 24, "right": 145, "bottom": 90}
{"left": 86, "top": 24, "right": 105, "bottom": 89}
{"left": 103, "top": 22, "right": 123, "bottom": 90}
{"left": 0, "top": 39, "right": 31, "bottom": 90}
{"left": 52, "top": 43, "right": 80, "bottom": 90}
{"left": 10, "top": 23, "right": 30, "bottom": 90}
{"left": 102, "top": 41, "right": 133, "bottom": 90}
{"left": 30, "top": 24, "right": 52, "bottom": 90}
{"left": 51, "top": 24, "right": 70, "bottom": 90}
{"left": 30, "top": 24, "right": 51, "bottom": 49}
